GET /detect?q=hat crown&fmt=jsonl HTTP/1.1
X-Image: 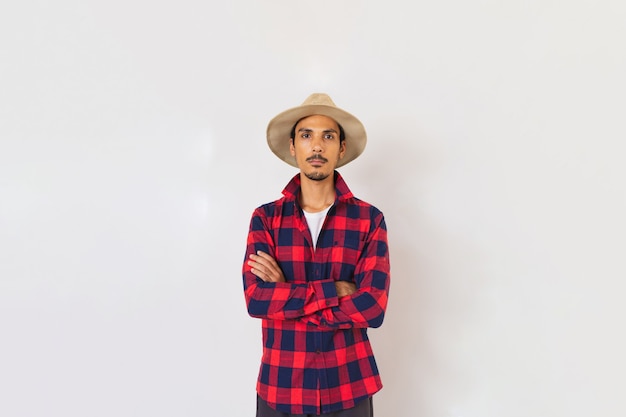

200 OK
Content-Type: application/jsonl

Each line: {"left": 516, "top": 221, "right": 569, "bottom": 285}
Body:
{"left": 302, "top": 93, "right": 336, "bottom": 107}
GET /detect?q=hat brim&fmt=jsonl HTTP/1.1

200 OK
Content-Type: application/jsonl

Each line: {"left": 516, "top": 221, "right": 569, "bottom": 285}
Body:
{"left": 267, "top": 104, "right": 367, "bottom": 168}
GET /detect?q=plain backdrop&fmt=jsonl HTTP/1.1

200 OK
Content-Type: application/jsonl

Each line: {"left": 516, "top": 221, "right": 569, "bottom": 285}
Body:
{"left": 1, "top": 1, "right": 625, "bottom": 416}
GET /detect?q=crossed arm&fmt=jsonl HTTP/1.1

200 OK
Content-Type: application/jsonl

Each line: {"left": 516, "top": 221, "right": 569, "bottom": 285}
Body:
{"left": 247, "top": 250, "right": 357, "bottom": 297}
{"left": 242, "top": 207, "right": 390, "bottom": 329}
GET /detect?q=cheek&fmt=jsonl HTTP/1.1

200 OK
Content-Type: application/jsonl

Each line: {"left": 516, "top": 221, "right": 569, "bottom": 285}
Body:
{"left": 296, "top": 143, "right": 310, "bottom": 154}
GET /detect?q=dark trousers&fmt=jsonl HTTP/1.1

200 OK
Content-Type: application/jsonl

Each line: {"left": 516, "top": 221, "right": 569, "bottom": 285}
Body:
{"left": 256, "top": 396, "right": 373, "bottom": 417}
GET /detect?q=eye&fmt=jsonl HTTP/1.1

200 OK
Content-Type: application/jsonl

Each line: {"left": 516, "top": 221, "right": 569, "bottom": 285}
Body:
{"left": 324, "top": 133, "right": 335, "bottom": 140}
{"left": 301, "top": 132, "right": 311, "bottom": 139}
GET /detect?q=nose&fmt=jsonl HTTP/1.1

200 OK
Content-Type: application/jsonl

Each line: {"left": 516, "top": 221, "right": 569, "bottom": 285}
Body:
{"left": 311, "top": 135, "right": 324, "bottom": 153}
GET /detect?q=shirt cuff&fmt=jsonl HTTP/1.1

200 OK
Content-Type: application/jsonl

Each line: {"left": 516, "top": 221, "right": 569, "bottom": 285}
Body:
{"left": 312, "top": 279, "right": 339, "bottom": 310}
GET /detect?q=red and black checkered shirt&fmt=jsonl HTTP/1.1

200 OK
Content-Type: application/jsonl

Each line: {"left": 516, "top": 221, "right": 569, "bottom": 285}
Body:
{"left": 243, "top": 172, "right": 391, "bottom": 415}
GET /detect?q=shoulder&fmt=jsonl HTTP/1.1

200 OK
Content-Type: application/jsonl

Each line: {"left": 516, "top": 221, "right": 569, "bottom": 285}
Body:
{"left": 252, "top": 196, "right": 290, "bottom": 218}
{"left": 343, "top": 196, "right": 385, "bottom": 220}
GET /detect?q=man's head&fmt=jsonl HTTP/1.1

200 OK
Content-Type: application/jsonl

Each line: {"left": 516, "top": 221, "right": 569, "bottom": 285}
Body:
{"left": 289, "top": 115, "right": 346, "bottom": 181}
{"left": 266, "top": 93, "right": 367, "bottom": 168}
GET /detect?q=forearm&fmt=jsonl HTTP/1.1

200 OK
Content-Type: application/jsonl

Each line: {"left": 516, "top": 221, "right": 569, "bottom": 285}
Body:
{"left": 244, "top": 275, "right": 339, "bottom": 320}
{"left": 298, "top": 273, "right": 389, "bottom": 329}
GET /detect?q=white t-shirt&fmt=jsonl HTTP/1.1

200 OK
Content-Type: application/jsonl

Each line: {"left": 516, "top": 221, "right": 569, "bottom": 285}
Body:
{"left": 303, "top": 205, "right": 332, "bottom": 249}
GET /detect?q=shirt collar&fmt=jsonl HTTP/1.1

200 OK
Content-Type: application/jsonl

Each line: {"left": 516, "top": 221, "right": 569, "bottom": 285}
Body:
{"left": 282, "top": 171, "right": 354, "bottom": 203}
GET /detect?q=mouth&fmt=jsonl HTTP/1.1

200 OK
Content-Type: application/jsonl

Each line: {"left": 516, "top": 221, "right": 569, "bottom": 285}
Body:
{"left": 306, "top": 155, "right": 328, "bottom": 166}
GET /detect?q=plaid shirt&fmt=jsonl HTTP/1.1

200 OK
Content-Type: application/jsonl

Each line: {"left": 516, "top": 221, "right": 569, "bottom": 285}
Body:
{"left": 243, "top": 172, "right": 391, "bottom": 414}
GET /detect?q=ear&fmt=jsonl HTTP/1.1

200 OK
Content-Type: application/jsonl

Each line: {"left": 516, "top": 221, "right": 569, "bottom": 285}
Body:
{"left": 339, "top": 140, "right": 346, "bottom": 159}
{"left": 289, "top": 138, "right": 295, "bottom": 156}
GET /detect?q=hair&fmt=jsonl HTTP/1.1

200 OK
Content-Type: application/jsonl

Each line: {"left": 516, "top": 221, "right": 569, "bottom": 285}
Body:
{"left": 290, "top": 116, "right": 346, "bottom": 144}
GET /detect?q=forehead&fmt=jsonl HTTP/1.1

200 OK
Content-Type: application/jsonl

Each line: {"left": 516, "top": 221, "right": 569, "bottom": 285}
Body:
{"left": 295, "top": 114, "right": 339, "bottom": 130}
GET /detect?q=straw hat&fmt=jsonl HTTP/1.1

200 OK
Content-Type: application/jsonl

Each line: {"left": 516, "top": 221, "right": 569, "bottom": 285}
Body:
{"left": 266, "top": 93, "right": 367, "bottom": 168}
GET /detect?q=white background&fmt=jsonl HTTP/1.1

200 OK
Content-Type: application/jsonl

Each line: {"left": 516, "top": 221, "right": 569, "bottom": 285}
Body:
{"left": 1, "top": 1, "right": 625, "bottom": 416}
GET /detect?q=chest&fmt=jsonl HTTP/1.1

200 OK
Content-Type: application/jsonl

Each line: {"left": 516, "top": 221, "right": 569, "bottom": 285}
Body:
{"left": 271, "top": 205, "right": 370, "bottom": 282}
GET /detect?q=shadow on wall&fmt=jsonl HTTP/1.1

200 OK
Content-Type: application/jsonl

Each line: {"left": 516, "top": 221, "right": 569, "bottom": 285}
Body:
{"left": 353, "top": 124, "right": 493, "bottom": 416}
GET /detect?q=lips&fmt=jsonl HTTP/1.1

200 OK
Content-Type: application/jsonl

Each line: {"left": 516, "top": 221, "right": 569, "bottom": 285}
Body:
{"left": 306, "top": 155, "right": 328, "bottom": 164}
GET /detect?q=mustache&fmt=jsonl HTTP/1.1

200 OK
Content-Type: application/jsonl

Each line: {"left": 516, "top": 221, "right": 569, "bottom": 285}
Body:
{"left": 306, "top": 154, "right": 328, "bottom": 162}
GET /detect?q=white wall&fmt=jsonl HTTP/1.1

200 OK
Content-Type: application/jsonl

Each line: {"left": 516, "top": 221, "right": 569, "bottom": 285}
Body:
{"left": 1, "top": 1, "right": 625, "bottom": 416}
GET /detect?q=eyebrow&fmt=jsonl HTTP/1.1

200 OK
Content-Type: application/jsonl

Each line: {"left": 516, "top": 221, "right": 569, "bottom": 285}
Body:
{"left": 297, "top": 128, "right": 338, "bottom": 134}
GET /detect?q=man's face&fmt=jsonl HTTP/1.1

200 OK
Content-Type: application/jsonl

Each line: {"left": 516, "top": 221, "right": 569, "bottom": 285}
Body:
{"left": 290, "top": 115, "right": 346, "bottom": 182}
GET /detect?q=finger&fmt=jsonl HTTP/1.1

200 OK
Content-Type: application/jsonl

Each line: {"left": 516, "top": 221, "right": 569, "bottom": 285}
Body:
{"left": 249, "top": 266, "right": 272, "bottom": 282}
{"left": 249, "top": 260, "right": 279, "bottom": 282}
{"left": 255, "top": 251, "right": 279, "bottom": 268}
{"left": 249, "top": 253, "right": 272, "bottom": 268}
{"left": 249, "top": 259, "right": 274, "bottom": 277}
{"left": 249, "top": 252, "right": 284, "bottom": 283}
{"left": 249, "top": 255, "right": 280, "bottom": 277}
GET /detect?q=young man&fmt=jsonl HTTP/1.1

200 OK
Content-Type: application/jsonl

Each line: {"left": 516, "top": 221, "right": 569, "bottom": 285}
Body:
{"left": 243, "top": 93, "right": 391, "bottom": 417}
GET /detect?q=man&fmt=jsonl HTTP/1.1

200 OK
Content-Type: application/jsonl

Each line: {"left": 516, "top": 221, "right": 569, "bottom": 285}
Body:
{"left": 243, "top": 93, "right": 391, "bottom": 417}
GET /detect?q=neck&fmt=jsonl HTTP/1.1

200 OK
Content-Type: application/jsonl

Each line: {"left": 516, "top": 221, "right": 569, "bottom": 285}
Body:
{"left": 298, "top": 172, "right": 336, "bottom": 212}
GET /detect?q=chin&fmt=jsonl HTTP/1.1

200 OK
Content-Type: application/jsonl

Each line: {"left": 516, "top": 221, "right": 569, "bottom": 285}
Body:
{"left": 304, "top": 171, "right": 330, "bottom": 181}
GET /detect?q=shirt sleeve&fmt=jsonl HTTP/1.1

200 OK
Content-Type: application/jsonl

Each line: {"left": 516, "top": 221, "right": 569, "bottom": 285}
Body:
{"left": 243, "top": 207, "right": 340, "bottom": 320}
{"left": 300, "top": 210, "right": 391, "bottom": 330}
